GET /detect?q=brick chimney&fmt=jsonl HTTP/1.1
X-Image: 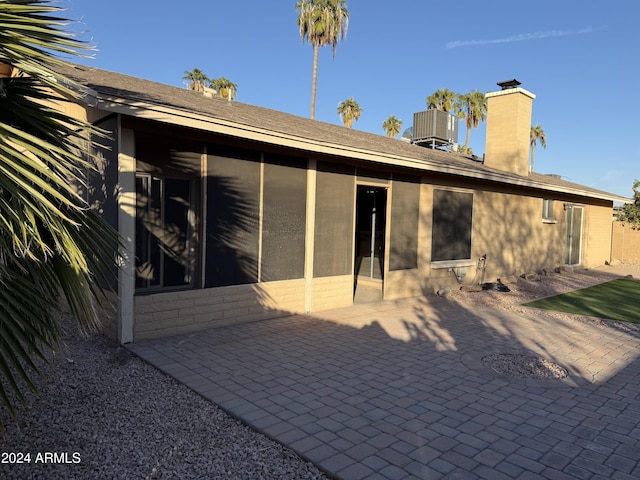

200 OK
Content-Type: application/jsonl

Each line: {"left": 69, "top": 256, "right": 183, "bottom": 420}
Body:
{"left": 484, "top": 80, "right": 535, "bottom": 176}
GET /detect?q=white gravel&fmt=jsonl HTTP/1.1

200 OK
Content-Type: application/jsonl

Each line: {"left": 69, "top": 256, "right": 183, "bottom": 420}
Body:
{"left": 0, "top": 316, "right": 329, "bottom": 480}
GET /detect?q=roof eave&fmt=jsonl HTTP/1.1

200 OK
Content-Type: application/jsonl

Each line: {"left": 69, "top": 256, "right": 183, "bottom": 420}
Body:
{"left": 93, "top": 94, "right": 629, "bottom": 204}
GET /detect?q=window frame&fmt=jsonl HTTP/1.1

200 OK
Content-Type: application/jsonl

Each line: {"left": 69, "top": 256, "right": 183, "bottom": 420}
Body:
{"left": 135, "top": 174, "right": 198, "bottom": 292}
{"left": 431, "top": 188, "right": 474, "bottom": 266}
{"left": 542, "top": 199, "right": 557, "bottom": 223}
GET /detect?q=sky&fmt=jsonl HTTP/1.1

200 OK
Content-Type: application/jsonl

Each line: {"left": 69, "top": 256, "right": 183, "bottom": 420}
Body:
{"left": 65, "top": 0, "right": 638, "bottom": 199}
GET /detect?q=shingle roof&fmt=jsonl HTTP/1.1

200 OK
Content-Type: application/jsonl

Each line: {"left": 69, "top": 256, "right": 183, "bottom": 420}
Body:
{"left": 55, "top": 62, "right": 628, "bottom": 203}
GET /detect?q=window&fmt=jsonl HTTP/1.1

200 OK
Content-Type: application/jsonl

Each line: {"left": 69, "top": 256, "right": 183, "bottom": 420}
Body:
{"left": 135, "top": 175, "right": 196, "bottom": 290}
{"left": 542, "top": 199, "right": 555, "bottom": 222}
{"left": 431, "top": 189, "right": 473, "bottom": 262}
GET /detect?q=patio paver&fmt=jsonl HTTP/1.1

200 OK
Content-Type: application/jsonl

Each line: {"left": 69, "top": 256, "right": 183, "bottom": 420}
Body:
{"left": 128, "top": 294, "right": 640, "bottom": 479}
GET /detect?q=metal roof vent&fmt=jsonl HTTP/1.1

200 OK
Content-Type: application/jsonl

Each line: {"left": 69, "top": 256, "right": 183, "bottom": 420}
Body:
{"left": 497, "top": 79, "right": 521, "bottom": 90}
{"left": 411, "top": 109, "right": 459, "bottom": 149}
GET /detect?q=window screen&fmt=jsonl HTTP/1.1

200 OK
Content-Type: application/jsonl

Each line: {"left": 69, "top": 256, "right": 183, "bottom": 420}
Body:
{"left": 314, "top": 162, "right": 355, "bottom": 277}
{"left": 260, "top": 155, "right": 307, "bottom": 281}
{"left": 431, "top": 189, "right": 473, "bottom": 262}
{"left": 389, "top": 177, "right": 420, "bottom": 270}
{"left": 205, "top": 146, "right": 261, "bottom": 287}
{"left": 135, "top": 175, "right": 195, "bottom": 290}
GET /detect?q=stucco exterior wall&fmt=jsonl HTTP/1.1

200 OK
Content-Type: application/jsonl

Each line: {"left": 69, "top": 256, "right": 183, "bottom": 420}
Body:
{"left": 582, "top": 204, "right": 615, "bottom": 267}
{"left": 472, "top": 190, "right": 566, "bottom": 279}
{"left": 484, "top": 89, "right": 534, "bottom": 176}
{"left": 416, "top": 184, "right": 569, "bottom": 293}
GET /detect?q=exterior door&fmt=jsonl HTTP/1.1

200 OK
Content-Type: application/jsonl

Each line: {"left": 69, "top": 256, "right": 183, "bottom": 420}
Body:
{"left": 355, "top": 186, "right": 387, "bottom": 281}
{"left": 565, "top": 205, "right": 583, "bottom": 265}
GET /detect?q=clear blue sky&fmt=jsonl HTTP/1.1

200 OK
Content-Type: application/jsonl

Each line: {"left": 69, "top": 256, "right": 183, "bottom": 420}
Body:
{"left": 67, "top": 0, "right": 638, "bottom": 199}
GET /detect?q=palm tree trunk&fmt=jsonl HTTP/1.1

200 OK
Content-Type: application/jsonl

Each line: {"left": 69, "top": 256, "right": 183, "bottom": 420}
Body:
{"left": 464, "top": 126, "right": 471, "bottom": 153}
{"left": 530, "top": 145, "right": 535, "bottom": 173}
{"left": 310, "top": 43, "right": 319, "bottom": 119}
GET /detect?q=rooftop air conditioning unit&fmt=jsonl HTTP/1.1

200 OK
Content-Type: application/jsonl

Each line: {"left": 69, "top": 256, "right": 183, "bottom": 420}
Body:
{"left": 411, "top": 109, "right": 459, "bottom": 148}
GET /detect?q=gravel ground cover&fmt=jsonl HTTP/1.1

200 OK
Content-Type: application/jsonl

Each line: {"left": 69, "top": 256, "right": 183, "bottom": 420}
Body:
{"left": 0, "top": 317, "right": 329, "bottom": 480}
{"left": 1, "top": 263, "right": 637, "bottom": 479}
{"left": 450, "top": 263, "right": 640, "bottom": 334}
{"left": 447, "top": 263, "right": 640, "bottom": 382}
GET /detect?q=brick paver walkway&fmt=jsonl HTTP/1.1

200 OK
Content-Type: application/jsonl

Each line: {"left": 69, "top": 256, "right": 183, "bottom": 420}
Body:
{"left": 129, "top": 295, "right": 640, "bottom": 479}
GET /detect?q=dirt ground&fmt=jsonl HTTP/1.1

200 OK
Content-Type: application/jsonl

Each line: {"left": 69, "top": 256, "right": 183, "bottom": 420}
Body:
{"left": 449, "top": 262, "right": 640, "bottom": 333}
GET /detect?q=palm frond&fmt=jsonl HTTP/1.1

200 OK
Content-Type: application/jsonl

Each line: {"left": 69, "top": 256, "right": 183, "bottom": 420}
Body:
{"left": 0, "top": 0, "right": 120, "bottom": 432}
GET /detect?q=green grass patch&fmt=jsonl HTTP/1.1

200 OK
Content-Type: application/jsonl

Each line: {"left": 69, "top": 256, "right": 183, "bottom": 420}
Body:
{"left": 523, "top": 278, "right": 640, "bottom": 323}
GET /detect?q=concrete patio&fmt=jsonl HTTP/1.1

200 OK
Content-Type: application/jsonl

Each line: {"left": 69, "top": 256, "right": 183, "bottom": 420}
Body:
{"left": 129, "top": 293, "right": 640, "bottom": 479}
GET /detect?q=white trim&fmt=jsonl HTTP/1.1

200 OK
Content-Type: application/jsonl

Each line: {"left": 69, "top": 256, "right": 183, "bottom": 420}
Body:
{"left": 117, "top": 125, "right": 135, "bottom": 344}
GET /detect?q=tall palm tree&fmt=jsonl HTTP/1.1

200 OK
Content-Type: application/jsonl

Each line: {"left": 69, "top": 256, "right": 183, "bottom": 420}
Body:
{"left": 529, "top": 124, "right": 547, "bottom": 173}
{"left": 296, "top": 0, "right": 349, "bottom": 119}
{"left": 337, "top": 97, "right": 361, "bottom": 128}
{"left": 209, "top": 76, "right": 238, "bottom": 101}
{"left": 0, "top": 0, "right": 119, "bottom": 431}
{"left": 457, "top": 90, "right": 487, "bottom": 154}
{"left": 382, "top": 115, "right": 402, "bottom": 138}
{"left": 183, "top": 68, "right": 208, "bottom": 92}
{"left": 426, "top": 88, "right": 457, "bottom": 113}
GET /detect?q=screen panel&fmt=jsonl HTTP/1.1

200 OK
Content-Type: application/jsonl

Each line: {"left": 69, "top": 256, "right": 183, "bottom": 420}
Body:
{"left": 260, "top": 155, "right": 307, "bottom": 281}
{"left": 314, "top": 162, "right": 355, "bottom": 277}
{"left": 205, "top": 147, "right": 261, "bottom": 287}
{"left": 389, "top": 177, "right": 420, "bottom": 270}
{"left": 432, "top": 189, "right": 473, "bottom": 262}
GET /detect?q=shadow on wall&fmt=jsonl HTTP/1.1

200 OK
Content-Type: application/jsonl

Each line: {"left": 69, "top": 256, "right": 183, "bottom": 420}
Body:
{"left": 471, "top": 189, "right": 564, "bottom": 281}
{"left": 204, "top": 175, "right": 261, "bottom": 289}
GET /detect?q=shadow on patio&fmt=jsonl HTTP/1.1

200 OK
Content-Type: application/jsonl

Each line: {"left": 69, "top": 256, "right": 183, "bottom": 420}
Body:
{"left": 129, "top": 289, "right": 640, "bottom": 479}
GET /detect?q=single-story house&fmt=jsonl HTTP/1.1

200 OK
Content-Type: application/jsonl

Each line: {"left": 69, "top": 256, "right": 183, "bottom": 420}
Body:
{"left": 53, "top": 63, "right": 628, "bottom": 343}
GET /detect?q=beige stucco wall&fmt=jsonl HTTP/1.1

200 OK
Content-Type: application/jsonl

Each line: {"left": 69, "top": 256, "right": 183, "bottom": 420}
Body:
{"left": 484, "top": 89, "right": 534, "bottom": 176}
{"left": 582, "top": 204, "right": 615, "bottom": 267}
{"left": 384, "top": 269, "right": 423, "bottom": 299}
{"left": 612, "top": 222, "right": 640, "bottom": 264}
{"left": 416, "top": 185, "right": 569, "bottom": 292}
{"left": 472, "top": 190, "right": 566, "bottom": 279}
{"left": 380, "top": 183, "right": 598, "bottom": 296}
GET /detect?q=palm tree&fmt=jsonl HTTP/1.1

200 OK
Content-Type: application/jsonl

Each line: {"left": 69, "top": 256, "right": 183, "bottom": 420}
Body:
{"left": 337, "top": 97, "right": 361, "bottom": 128}
{"left": 457, "top": 90, "right": 487, "bottom": 154}
{"left": 296, "top": 0, "right": 349, "bottom": 119}
{"left": 183, "top": 68, "right": 208, "bottom": 92}
{"left": 0, "top": 0, "right": 119, "bottom": 431}
{"left": 209, "top": 76, "right": 237, "bottom": 101}
{"left": 382, "top": 115, "right": 402, "bottom": 138}
{"left": 426, "top": 88, "right": 457, "bottom": 112}
{"left": 529, "top": 124, "right": 547, "bottom": 173}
